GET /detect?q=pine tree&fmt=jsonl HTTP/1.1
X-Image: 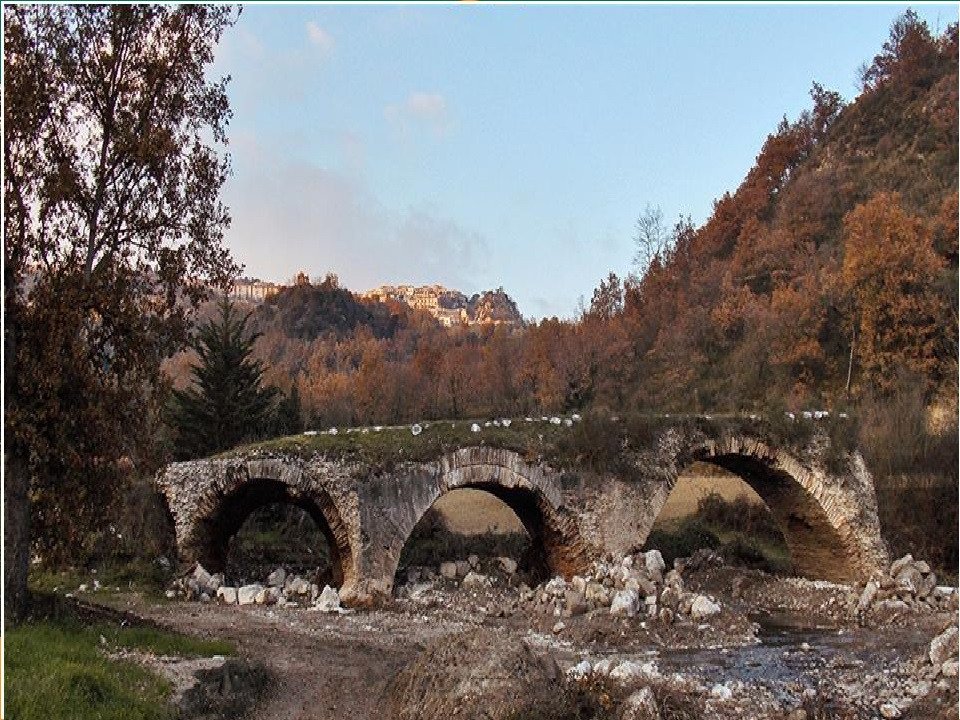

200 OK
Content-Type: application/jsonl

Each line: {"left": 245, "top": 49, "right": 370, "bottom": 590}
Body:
{"left": 268, "top": 383, "right": 304, "bottom": 437}
{"left": 170, "top": 300, "right": 278, "bottom": 458}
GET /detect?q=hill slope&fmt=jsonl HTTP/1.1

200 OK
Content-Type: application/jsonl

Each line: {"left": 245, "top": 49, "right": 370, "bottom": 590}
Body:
{"left": 620, "top": 12, "right": 957, "bottom": 412}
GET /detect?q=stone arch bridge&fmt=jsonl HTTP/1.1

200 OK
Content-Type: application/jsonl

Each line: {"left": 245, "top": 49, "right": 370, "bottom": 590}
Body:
{"left": 157, "top": 424, "right": 889, "bottom": 606}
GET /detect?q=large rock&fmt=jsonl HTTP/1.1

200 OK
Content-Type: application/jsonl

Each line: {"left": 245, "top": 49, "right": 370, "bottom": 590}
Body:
{"left": 388, "top": 630, "right": 574, "bottom": 720}
{"left": 462, "top": 571, "right": 491, "bottom": 589}
{"left": 929, "top": 626, "right": 959, "bottom": 666}
{"left": 237, "top": 584, "right": 263, "bottom": 606}
{"left": 544, "top": 577, "right": 567, "bottom": 596}
{"left": 285, "top": 576, "right": 311, "bottom": 596}
{"left": 689, "top": 595, "right": 721, "bottom": 621}
{"left": 192, "top": 564, "right": 221, "bottom": 595}
{"left": 314, "top": 585, "right": 341, "bottom": 612}
{"left": 216, "top": 586, "right": 238, "bottom": 605}
{"left": 889, "top": 554, "right": 914, "bottom": 578}
{"left": 585, "top": 581, "right": 610, "bottom": 607}
{"left": 267, "top": 567, "right": 287, "bottom": 588}
{"left": 621, "top": 687, "right": 661, "bottom": 720}
{"left": 857, "top": 580, "right": 879, "bottom": 613}
{"left": 644, "top": 550, "right": 666, "bottom": 582}
{"left": 610, "top": 588, "right": 640, "bottom": 617}
{"left": 916, "top": 572, "right": 937, "bottom": 599}
{"left": 254, "top": 586, "right": 277, "bottom": 605}
{"left": 660, "top": 585, "right": 682, "bottom": 611}
{"left": 564, "top": 590, "right": 587, "bottom": 616}
{"left": 439, "top": 562, "right": 458, "bottom": 580}
{"left": 894, "top": 566, "right": 922, "bottom": 594}
{"left": 498, "top": 557, "right": 518, "bottom": 575}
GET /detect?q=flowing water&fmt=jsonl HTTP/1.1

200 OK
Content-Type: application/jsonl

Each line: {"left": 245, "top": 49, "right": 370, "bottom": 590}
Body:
{"left": 656, "top": 609, "right": 927, "bottom": 687}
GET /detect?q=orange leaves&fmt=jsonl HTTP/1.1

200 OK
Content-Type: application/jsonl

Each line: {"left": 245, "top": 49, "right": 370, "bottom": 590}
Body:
{"left": 841, "top": 192, "right": 948, "bottom": 390}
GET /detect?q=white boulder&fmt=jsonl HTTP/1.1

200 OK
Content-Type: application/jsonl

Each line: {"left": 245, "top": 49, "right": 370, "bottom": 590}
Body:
{"left": 314, "top": 585, "right": 341, "bottom": 613}
{"left": 462, "top": 571, "right": 491, "bottom": 589}
{"left": 690, "top": 595, "right": 722, "bottom": 621}
{"left": 267, "top": 567, "right": 287, "bottom": 588}
{"left": 237, "top": 584, "right": 263, "bottom": 606}
{"left": 929, "top": 626, "right": 959, "bottom": 666}
{"left": 610, "top": 588, "right": 640, "bottom": 617}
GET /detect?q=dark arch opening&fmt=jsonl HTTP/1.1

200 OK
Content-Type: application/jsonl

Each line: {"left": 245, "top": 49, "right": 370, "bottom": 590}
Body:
{"left": 648, "top": 453, "right": 855, "bottom": 582}
{"left": 226, "top": 504, "right": 331, "bottom": 586}
{"left": 191, "top": 479, "right": 350, "bottom": 588}
{"left": 647, "top": 460, "right": 791, "bottom": 575}
{"left": 704, "top": 453, "right": 854, "bottom": 582}
{"left": 394, "top": 483, "right": 579, "bottom": 592}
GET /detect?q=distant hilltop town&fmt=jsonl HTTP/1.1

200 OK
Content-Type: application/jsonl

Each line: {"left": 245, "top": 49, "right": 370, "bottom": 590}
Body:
{"left": 358, "top": 284, "right": 523, "bottom": 327}
{"left": 229, "top": 273, "right": 523, "bottom": 328}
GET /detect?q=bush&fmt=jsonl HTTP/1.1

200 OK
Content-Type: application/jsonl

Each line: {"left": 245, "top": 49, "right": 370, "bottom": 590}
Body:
{"left": 644, "top": 520, "right": 722, "bottom": 567}
{"left": 646, "top": 492, "right": 792, "bottom": 574}
{"left": 695, "top": 492, "right": 783, "bottom": 542}
{"left": 226, "top": 503, "right": 332, "bottom": 584}
{"left": 397, "top": 507, "right": 531, "bottom": 576}
{"left": 857, "top": 381, "right": 959, "bottom": 581}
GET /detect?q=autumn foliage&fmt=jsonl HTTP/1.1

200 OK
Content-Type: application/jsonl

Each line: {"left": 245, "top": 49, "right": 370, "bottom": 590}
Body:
{"left": 154, "top": 12, "right": 959, "bottom": 439}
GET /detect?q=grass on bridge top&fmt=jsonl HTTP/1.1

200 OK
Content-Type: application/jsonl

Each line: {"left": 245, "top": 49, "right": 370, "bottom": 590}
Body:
{"left": 218, "top": 416, "right": 577, "bottom": 467}
{"left": 216, "top": 410, "right": 856, "bottom": 474}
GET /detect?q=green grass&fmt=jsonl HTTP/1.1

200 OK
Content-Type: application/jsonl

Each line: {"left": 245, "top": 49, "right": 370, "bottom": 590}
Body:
{"left": 216, "top": 412, "right": 857, "bottom": 476}
{"left": 6, "top": 604, "right": 235, "bottom": 720}
{"left": 29, "top": 560, "right": 174, "bottom": 601}
{"left": 219, "top": 417, "right": 574, "bottom": 468}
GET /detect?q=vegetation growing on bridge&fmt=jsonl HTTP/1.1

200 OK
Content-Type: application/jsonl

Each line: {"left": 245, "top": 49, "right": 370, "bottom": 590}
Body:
{"left": 218, "top": 411, "right": 860, "bottom": 478}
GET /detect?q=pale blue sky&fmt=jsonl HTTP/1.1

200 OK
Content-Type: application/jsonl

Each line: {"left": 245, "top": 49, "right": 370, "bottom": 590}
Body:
{"left": 213, "top": 3, "right": 957, "bottom": 319}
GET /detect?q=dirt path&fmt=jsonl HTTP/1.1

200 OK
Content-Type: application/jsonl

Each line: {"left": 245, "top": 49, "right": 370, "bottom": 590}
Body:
{"left": 117, "top": 597, "right": 437, "bottom": 720}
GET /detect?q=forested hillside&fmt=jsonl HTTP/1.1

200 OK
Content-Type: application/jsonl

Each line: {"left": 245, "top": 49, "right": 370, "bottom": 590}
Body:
{"left": 165, "top": 12, "right": 957, "bottom": 431}
{"left": 613, "top": 11, "right": 957, "bottom": 412}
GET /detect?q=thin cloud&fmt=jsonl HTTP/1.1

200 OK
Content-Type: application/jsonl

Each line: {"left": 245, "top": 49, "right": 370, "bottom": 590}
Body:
{"left": 306, "top": 21, "right": 334, "bottom": 55}
{"left": 223, "top": 134, "right": 488, "bottom": 292}
{"left": 385, "top": 91, "right": 451, "bottom": 137}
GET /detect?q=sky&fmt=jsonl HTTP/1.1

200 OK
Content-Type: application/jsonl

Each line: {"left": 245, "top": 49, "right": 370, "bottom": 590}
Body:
{"left": 212, "top": 2, "right": 958, "bottom": 320}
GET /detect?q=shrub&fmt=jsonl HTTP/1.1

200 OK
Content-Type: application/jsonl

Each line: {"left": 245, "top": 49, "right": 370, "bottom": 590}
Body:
{"left": 397, "top": 507, "right": 531, "bottom": 576}
{"left": 226, "top": 503, "right": 332, "bottom": 584}
{"left": 644, "top": 520, "right": 722, "bottom": 567}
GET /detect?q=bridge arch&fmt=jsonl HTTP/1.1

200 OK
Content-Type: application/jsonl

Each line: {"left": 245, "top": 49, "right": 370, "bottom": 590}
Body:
{"left": 171, "top": 459, "right": 356, "bottom": 591}
{"left": 648, "top": 434, "right": 885, "bottom": 583}
{"left": 384, "top": 447, "right": 591, "bottom": 592}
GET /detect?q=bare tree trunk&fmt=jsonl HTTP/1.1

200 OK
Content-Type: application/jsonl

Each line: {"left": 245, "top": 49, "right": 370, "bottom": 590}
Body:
{"left": 845, "top": 325, "right": 857, "bottom": 398}
{"left": 4, "top": 449, "right": 31, "bottom": 626}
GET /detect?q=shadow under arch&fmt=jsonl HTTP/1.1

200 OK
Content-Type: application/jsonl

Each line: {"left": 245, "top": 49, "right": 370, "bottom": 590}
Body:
{"left": 189, "top": 478, "right": 354, "bottom": 588}
{"left": 684, "top": 446, "right": 857, "bottom": 583}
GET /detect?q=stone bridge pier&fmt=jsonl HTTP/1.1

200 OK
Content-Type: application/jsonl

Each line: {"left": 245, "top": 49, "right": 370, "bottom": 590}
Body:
{"left": 157, "top": 430, "right": 889, "bottom": 606}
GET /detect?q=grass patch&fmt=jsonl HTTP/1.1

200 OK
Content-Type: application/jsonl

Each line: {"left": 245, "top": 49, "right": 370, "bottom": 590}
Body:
{"left": 7, "top": 622, "right": 171, "bottom": 720}
{"left": 645, "top": 492, "right": 792, "bottom": 574}
{"left": 218, "top": 411, "right": 856, "bottom": 478}
{"left": 219, "top": 417, "right": 573, "bottom": 470}
{"left": 6, "top": 596, "right": 236, "bottom": 720}
{"left": 29, "top": 559, "right": 175, "bottom": 601}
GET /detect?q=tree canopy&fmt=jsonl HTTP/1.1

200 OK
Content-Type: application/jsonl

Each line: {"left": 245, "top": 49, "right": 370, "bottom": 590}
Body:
{"left": 169, "top": 301, "right": 278, "bottom": 459}
{"left": 3, "top": 4, "right": 239, "bottom": 621}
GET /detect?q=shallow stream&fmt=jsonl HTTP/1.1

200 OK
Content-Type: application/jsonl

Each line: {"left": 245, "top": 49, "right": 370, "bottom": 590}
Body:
{"left": 656, "top": 609, "right": 926, "bottom": 688}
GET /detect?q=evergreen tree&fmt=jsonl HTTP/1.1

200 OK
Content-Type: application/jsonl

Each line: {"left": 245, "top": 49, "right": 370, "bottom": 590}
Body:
{"left": 268, "top": 383, "right": 304, "bottom": 437}
{"left": 170, "top": 300, "right": 277, "bottom": 459}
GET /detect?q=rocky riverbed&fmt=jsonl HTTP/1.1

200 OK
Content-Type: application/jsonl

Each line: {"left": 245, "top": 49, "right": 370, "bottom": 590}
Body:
{"left": 89, "top": 550, "right": 958, "bottom": 720}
